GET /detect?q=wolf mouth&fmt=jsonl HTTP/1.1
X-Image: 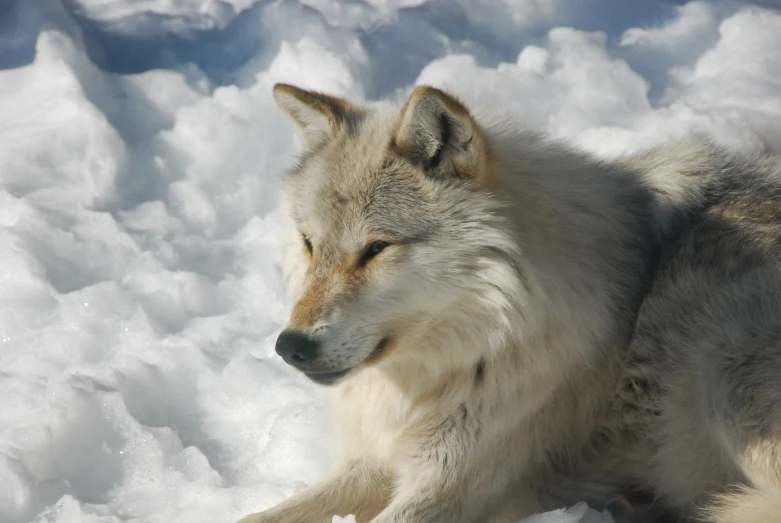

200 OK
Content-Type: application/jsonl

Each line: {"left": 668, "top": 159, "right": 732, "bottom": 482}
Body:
{"left": 304, "top": 337, "right": 393, "bottom": 385}
{"left": 304, "top": 368, "right": 351, "bottom": 385}
{"left": 365, "top": 336, "right": 392, "bottom": 364}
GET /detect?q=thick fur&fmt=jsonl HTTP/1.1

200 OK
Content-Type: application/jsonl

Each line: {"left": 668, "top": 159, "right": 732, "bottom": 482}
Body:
{"left": 239, "top": 84, "right": 781, "bottom": 523}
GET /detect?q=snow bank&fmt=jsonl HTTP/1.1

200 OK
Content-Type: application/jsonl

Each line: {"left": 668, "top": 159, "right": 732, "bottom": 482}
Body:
{"left": 0, "top": 1, "right": 779, "bottom": 522}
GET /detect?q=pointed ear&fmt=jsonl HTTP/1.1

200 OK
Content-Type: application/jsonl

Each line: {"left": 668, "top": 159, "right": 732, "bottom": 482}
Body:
{"left": 391, "top": 86, "right": 494, "bottom": 185}
{"left": 273, "top": 83, "right": 359, "bottom": 148}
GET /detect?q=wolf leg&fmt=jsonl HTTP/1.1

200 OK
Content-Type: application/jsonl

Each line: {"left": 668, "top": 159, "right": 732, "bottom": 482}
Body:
{"left": 367, "top": 482, "right": 468, "bottom": 523}
{"left": 703, "top": 485, "right": 781, "bottom": 523}
{"left": 237, "top": 460, "right": 391, "bottom": 523}
{"left": 700, "top": 433, "right": 781, "bottom": 523}
{"left": 368, "top": 469, "right": 527, "bottom": 523}
{"left": 698, "top": 332, "right": 781, "bottom": 522}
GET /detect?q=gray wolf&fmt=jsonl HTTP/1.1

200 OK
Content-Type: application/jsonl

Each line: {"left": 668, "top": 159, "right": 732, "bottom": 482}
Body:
{"left": 238, "top": 83, "right": 781, "bottom": 522}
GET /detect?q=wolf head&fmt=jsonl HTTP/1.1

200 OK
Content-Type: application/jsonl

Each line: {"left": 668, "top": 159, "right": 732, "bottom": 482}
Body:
{"left": 272, "top": 84, "right": 524, "bottom": 385}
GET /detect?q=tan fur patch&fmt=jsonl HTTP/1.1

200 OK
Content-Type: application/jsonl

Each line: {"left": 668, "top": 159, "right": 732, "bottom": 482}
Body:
{"left": 288, "top": 257, "right": 370, "bottom": 329}
{"left": 288, "top": 274, "right": 331, "bottom": 329}
{"left": 480, "top": 143, "right": 502, "bottom": 190}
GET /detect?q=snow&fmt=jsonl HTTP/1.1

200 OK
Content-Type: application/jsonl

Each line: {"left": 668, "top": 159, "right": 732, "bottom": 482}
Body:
{"left": 1, "top": 1, "right": 780, "bottom": 522}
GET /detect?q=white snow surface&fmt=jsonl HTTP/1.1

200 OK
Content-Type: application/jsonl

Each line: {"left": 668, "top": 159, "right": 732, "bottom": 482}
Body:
{"left": 1, "top": 0, "right": 780, "bottom": 522}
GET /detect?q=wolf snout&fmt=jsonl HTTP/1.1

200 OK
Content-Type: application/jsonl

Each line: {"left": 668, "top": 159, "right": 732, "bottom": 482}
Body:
{"left": 275, "top": 330, "right": 319, "bottom": 368}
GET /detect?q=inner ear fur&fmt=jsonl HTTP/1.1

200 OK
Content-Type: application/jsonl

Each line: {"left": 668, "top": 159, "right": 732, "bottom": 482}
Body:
{"left": 391, "top": 85, "right": 494, "bottom": 185}
{"left": 273, "top": 83, "right": 361, "bottom": 148}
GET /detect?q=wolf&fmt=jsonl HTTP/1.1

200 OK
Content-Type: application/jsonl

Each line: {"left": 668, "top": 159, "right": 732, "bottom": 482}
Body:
{"left": 237, "top": 83, "right": 781, "bottom": 523}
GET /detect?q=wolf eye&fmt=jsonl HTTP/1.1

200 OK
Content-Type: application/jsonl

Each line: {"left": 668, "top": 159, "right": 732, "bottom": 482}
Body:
{"left": 360, "top": 240, "right": 390, "bottom": 266}
{"left": 302, "top": 235, "right": 313, "bottom": 255}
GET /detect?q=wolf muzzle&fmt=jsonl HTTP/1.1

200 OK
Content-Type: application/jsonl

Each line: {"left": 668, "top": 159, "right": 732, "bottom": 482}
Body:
{"left": 275, "top": 330, "right": 351, "bottom": 385}
{"left": 275, "top": 330, "right": 319, "bottom": 368}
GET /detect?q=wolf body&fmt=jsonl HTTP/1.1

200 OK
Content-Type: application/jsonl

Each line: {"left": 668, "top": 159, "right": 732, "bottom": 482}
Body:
{"left": 238, "top": 84, "right": 781, "bottom": 523}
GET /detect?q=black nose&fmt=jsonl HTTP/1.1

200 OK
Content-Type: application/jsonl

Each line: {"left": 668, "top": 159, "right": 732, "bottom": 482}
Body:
{"left": 275, "top": 330, "right": 319, "bottom": 367}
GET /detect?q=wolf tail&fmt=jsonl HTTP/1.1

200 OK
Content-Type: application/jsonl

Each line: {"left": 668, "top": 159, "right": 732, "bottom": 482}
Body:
{"left": 702, "top": 485, "right": 781, "bottom": 523}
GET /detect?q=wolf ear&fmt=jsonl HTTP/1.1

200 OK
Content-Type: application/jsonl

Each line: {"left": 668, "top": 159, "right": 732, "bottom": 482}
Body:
{"left": 273, "top": 83, "right": 357, "bottom": 149}
{"left": 392, "top": 86, "right": 493, "bottom": 185}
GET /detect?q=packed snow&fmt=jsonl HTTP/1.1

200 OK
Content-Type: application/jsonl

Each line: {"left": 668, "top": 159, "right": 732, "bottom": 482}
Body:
{"left": 1, "top": 1, "right": 780, "bottom": 522}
